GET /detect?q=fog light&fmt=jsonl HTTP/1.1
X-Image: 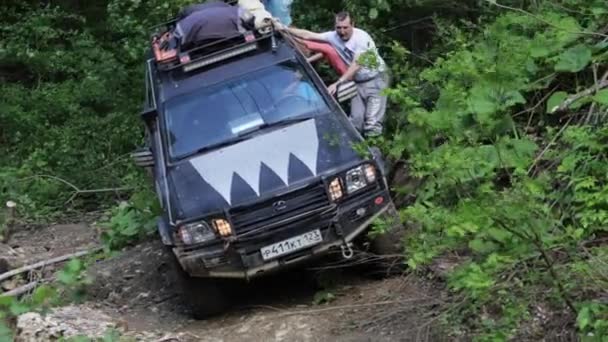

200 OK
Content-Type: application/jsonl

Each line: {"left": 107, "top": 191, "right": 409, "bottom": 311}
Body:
{"left": 328, "top": 177, "right": 343, "bottom": 201}
{"left": 356, "top": 207, "right": 367, "bottom": 217}
{"left": 212, "top": 219, "right": 233, "bottom": 237}
{"left": 364, "top": 164, "right": 376, "bottom": 183}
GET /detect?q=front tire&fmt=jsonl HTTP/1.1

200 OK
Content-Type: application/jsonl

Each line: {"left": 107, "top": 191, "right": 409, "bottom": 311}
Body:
{"left": 367, "top": 203, "right": 408, "bottom": 276}
{"left": 167, "top": 248, "right": 232, "bottom": 319}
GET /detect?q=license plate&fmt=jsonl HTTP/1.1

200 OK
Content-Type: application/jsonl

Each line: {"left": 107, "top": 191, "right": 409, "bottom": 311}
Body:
{"left": 260, "top": 229, "right": 323, "bottom": 261}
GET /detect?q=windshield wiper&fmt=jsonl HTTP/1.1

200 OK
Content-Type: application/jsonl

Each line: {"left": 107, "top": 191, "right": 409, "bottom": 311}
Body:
{"left": 263, "top": 114, "right": 315, "bottom": 128}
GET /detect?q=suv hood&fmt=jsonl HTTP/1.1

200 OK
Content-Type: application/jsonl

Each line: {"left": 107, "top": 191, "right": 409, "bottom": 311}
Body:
{"left": 167, "top": 115, "right": 362, "bottom": 220}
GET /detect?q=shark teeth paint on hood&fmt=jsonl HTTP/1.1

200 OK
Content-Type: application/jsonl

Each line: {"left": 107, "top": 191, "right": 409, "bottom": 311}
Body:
{"left": 167, "top": 115, "right": 362, "bottom": 220}
{"left": 189, "top": 119, "right": 319, "bottom": 204}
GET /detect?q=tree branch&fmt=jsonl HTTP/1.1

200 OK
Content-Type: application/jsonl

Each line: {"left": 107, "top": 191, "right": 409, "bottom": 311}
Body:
{"left": 527, "top": 116, "right": 573, "bottom": 175}
{"left": 1, "top": 281, "right": 38, "bottom": 297}
{"left": 0, "top": 247, "right": 102, "bottom": 283}
{"left": 554, "top": 71, "right": 608, "bottom": 113}
{"left": 19, "top": 174, "right": 136, "bottom": 204}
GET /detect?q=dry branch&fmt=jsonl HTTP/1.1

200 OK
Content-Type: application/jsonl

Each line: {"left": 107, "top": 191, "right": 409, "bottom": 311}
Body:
{"left": 0, "top": 247, "right": 102, "bottom": 283}
{"left": 554, "top": 70, "right": 608, "bottom": 113}
{"left": 19, "top": 175, "right": 136, "bottom": 204}
{"left": 1, "top": 281, "right": 38, "bottom": 297}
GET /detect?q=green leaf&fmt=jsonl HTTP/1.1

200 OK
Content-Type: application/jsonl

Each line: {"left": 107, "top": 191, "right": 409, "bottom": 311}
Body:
{"left": 558, "top": 154, "right": 580, "bottom": 173}
{"left": 57, "top": 270, "right": 76, "bottom": 284}
{"left": 469, "top": 239, "right": 497, "bottom": 253}
{"left": 530, "top": 43, "right": 550, "bottom": 58}
{"left": 369, "top": 8, "right": 378, "bottom": 19}
{"left": 592, "top": 89, "right": 608, "bottom": 105}
{"left": 9, "top": 301, "right": 30, "bottom": 316}
{"left": 577, "top": 306, "right": 591, "bottom": 330}
{"left": 486, "top": 228, "right": 511, "bottom": 243}
{"left": 0, "top": 322, "right": 13, "bottom": 342}
{"left": 31, "top": 285, "right": 57, "bottom": 306}
{"left": 555, "top": 44, "right": 592, "bottom": 72}
{"left": 469, "top": 88, "right": 497, "bottom": 117}
{"left": 546, "top": 91, "right": 568, "bottom": 113}
{"left": 570, "top": 96, "right": 593, "bottom": 109}
{"left": 65, "top": 258, "right": 82, "bottom": 273}
{"left": 313, "top": 290, "right": 336, "bottom": 305}
{"left": 591, "top": 7, "right": 607, "bottom": 16}
{"left": 0, "top": 296, "right": 14, "bottom": 307}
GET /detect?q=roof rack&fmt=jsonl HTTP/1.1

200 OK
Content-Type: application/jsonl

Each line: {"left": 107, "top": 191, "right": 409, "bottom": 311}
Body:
{"left": 149, "top": 1, "right": 277, "bottom": 73}
{"left": 152, "top": 30, "right": 276, "bottom": 73}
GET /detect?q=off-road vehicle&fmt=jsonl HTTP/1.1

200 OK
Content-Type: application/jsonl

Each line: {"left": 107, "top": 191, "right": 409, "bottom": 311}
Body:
{"left": 132, "top": 3, "right": 404, "bottom": 318}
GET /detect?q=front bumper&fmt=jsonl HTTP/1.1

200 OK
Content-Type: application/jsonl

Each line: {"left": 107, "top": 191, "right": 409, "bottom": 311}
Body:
{"left": 173, "top": 188, "right": 396, "bottom": 279}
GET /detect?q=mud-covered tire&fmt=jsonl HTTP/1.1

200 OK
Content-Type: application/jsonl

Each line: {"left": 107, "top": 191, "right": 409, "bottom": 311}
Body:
{"left": 164, "top": 247, "right": 231, "bottom": 319}
{"left": 366, "top": 203, "right": 408, "bottom": 277}
{"left": 174, "top": 269, "right": 232, "bottom": 319}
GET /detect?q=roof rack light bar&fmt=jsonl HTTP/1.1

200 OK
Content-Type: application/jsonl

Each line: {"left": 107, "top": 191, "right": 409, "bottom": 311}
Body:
{"left": 182, "top": 43, "right": 258, "bottom": 72}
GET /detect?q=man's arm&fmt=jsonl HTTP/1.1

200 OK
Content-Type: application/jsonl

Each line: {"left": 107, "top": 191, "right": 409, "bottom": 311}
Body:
{"left": 327, "top": 59, "right": 361, "bottom": 95}
{"left": 286, "top": 27, "right": 326, "bottom": 41}
{"left": 273, "top": 21, "right": 326, "bottom": 41}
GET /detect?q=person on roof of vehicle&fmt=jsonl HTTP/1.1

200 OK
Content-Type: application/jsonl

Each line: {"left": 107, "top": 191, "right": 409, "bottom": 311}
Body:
{"left": 275, "top": 11, "right": 389, "bottom": 137}
{"left": 176, "top": 1, "right": 230, "bottom": 20}
{"left": 173, "top": 4, "right": 256, "bottom": 48}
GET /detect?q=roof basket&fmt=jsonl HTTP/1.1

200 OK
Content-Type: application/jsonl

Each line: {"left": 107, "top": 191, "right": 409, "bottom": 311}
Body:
{"left": 152, "top": 30, "right": 274, "bottom": 73}
{"left": 149, "top": 0, "right": 276, "bottom": 73}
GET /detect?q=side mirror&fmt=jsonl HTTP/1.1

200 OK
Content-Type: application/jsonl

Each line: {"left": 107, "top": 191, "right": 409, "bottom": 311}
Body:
{"left": 335, "top": 80, "right": 357, "bottom": 102}
{"left": 131, "top": 147, "right": 154, "bottom": 168}
{"left": 140, "top": 107, "right": 157, "bottom": 121}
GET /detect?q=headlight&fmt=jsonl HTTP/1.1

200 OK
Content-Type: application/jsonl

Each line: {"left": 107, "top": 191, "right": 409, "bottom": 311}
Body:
{"left": 212, "top": 218, "right": 233, "bottom": 237}
{"left": 328, "top": 177, "right": 343, "bottom": 201}
{"left": 178, "top": 221, "right": 216, "bottom": 245}
{"left": 345, "top": 166, "right": 367, "bottom": 194}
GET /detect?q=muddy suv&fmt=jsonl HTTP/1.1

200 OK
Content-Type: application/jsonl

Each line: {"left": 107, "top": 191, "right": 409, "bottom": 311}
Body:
{"left": 132, "top": 14, "right": 403, "bottom": 318}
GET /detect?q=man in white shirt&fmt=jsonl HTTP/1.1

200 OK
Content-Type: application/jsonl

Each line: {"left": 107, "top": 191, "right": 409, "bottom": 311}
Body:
{"left": 276, "top": 11, "right": 389, "bottom": 137}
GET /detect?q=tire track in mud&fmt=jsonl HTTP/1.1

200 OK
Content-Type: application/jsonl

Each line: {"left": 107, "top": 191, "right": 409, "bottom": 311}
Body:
{"left": 87, "top": 239, "right": 444, "bottom": 341}
{"left": 7, "top": 223, "right": 443, "bottom": 341}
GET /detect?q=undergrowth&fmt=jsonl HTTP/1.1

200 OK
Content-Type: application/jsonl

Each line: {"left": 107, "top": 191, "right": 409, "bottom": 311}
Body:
{"left": 1, "top": 0, "right": 607, "bottom": 339}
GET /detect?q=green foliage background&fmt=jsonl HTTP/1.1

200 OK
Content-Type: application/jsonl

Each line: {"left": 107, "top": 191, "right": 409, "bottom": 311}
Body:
{"left": 1, "top": 0, "right": 607, "bottom": 339}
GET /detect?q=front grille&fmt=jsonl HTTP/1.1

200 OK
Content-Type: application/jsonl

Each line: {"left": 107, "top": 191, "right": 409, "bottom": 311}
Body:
{"left": 230, "top": 182, "right": 330, "bottom": 236}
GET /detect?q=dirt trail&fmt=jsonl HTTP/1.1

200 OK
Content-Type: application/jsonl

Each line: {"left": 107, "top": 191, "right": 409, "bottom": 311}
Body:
{"left": 7, "top": 223, "right": 444, "bottom": 341}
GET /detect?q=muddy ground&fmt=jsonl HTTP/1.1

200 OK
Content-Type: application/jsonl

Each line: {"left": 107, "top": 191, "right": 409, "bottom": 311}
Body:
{"left": 5, "top": 222, "right": 447, "bottom": 341}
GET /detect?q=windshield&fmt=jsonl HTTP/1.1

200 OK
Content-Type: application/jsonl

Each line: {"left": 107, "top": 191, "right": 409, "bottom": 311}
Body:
{"left": 164, "top": 61, "right": 329, "bottom": 159}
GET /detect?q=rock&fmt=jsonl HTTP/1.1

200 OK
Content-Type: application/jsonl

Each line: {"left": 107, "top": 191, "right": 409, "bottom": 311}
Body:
{"left": 15, "top": 305, "right": 118, "bottom": 341}
{"left": 0, "top": 243, "right": 25, "bottom": 272}
{"left": 1, "top": 277, "right": 23, "bottom": 291}
{"left": 428, "top": 254, "right": 466, "bottom": 279}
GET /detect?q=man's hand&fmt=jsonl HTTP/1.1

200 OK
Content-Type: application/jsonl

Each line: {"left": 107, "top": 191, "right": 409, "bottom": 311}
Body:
{"left": 272, "top": 19, "right": 286, "bottom": 31}
{"left": 327, "top": 82, "right": 338, "bottom": 96}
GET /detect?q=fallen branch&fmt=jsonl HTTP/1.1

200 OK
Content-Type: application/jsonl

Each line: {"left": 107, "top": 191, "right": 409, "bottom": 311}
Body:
{"left": 554, "top": 70, "right": 608, "bottom": 113}
{"left": 0, "top": 247, "right": 102, "bottom": 283}
{"left": 1, "top": 281, "right": 38, "bottom": 297}
{"left": 19, "top": 175, "right": 136, "bottom": 205}
{"left": 64, "top": 186, "right": 135, "bottom": 204}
